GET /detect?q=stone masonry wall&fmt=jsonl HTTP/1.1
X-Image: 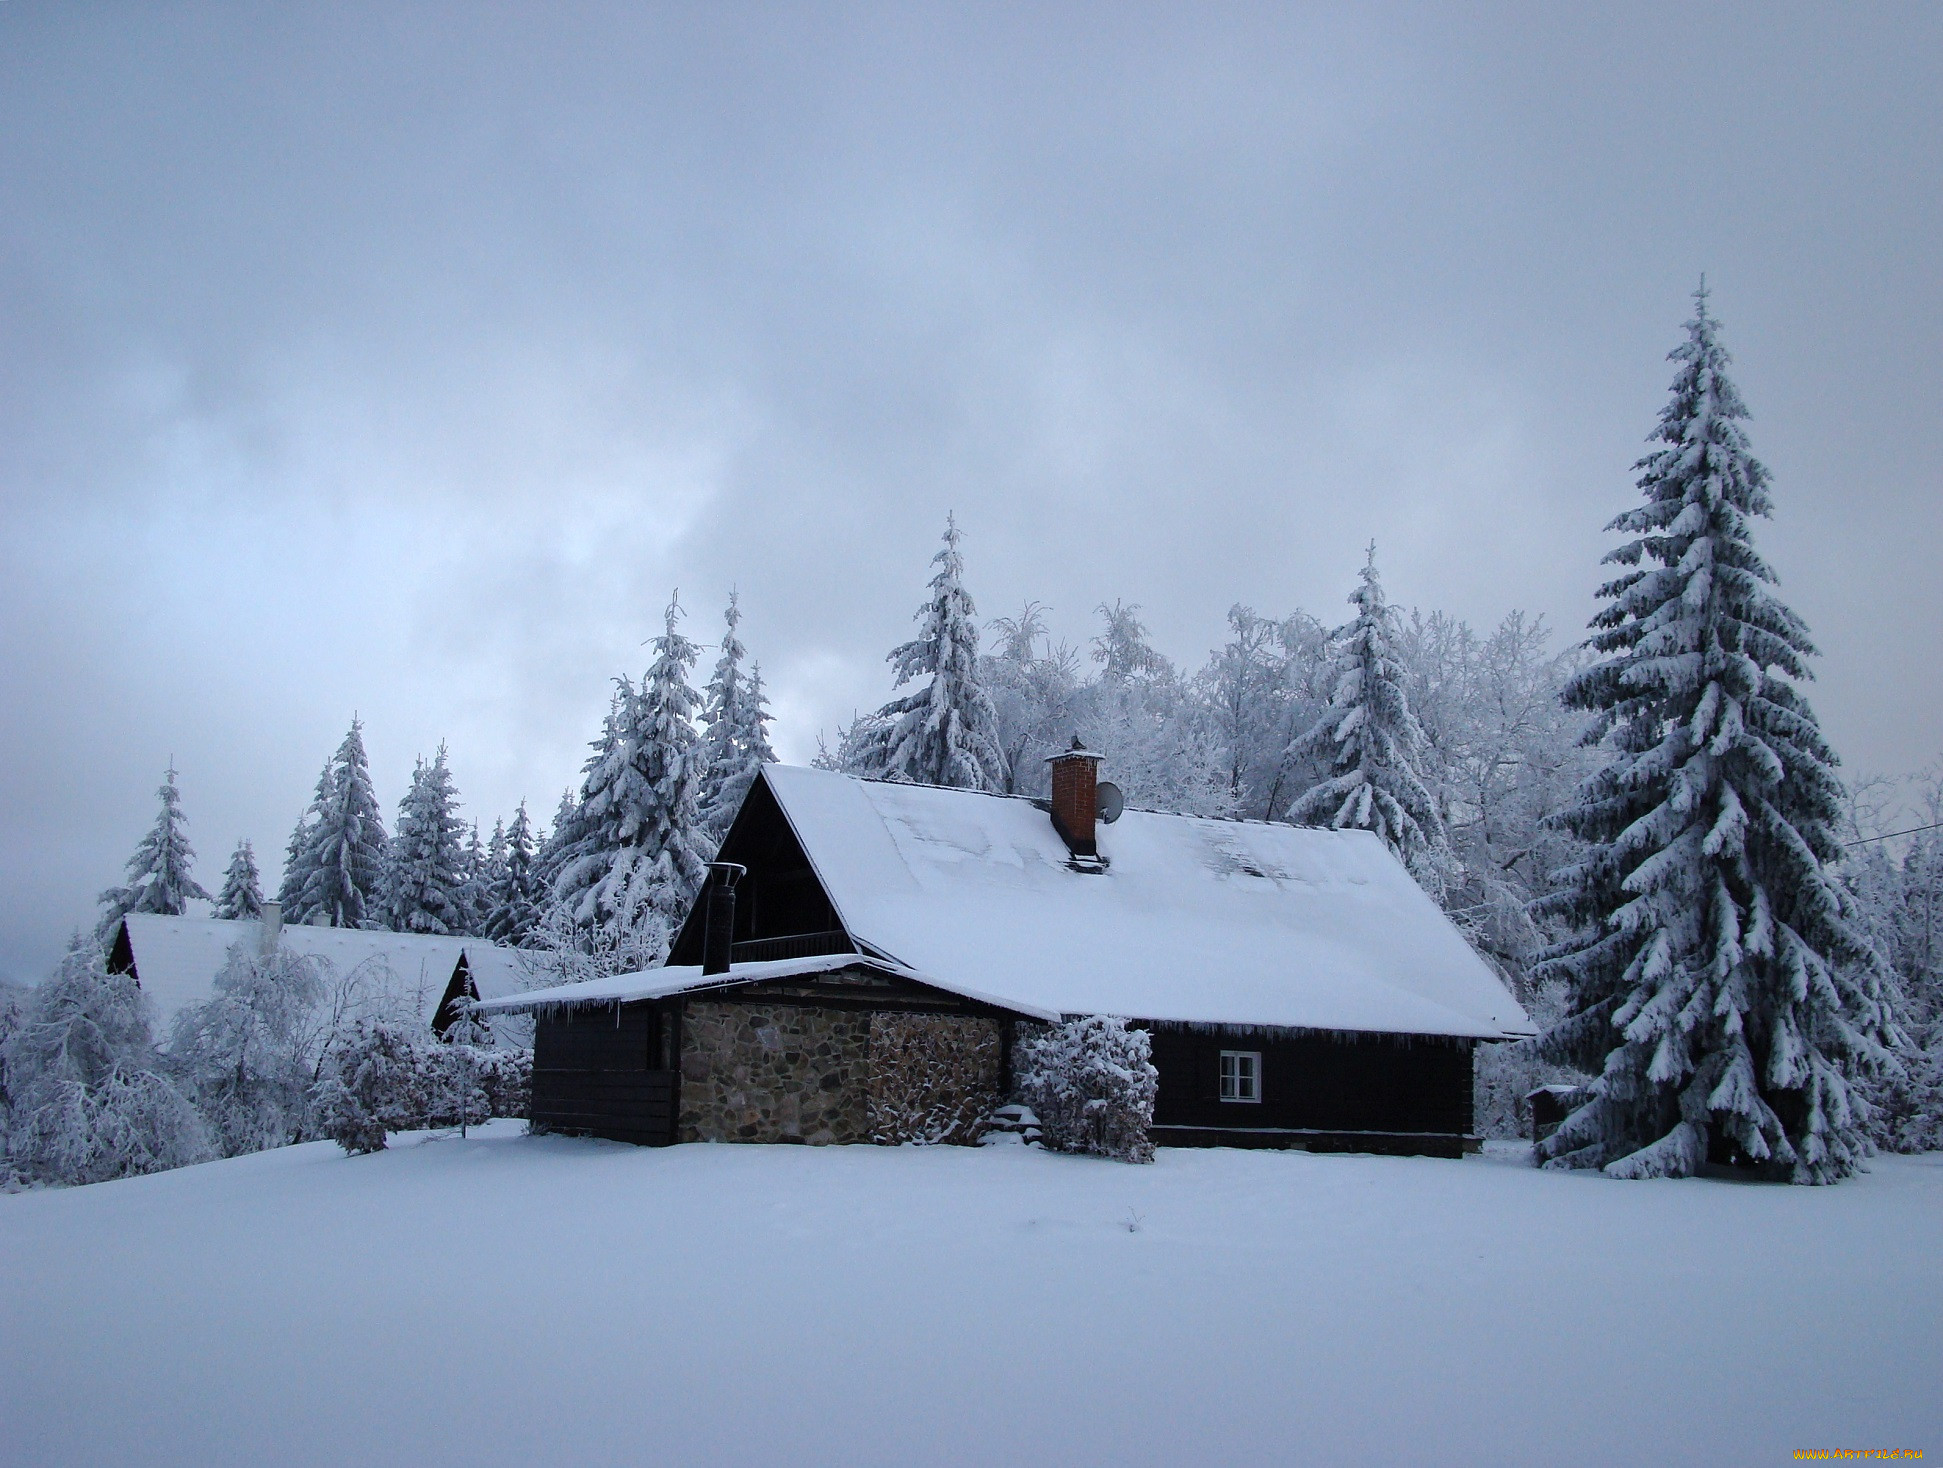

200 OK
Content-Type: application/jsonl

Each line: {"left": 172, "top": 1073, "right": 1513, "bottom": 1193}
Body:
{"left": 867, "top": 1012, "right": 1003, "bottom": 1144}
{"left": 678, "top": 1002, "right": 873, "bottom": 1144}
{"left": 677, "top": 1001, "right": 1003, "bottom": 1146}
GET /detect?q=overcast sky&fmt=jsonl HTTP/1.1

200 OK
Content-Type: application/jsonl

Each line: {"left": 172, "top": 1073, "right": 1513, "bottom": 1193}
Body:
{"left": 2, "top": 3, "right": 1938, "bottom": 984}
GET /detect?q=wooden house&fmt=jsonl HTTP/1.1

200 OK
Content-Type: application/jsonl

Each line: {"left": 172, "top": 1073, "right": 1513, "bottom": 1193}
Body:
{"left": 110, "top": 907, "right": 528, "bottom": 1038}
{"left": 476, "top": 750, "right": 1534, "bottom": 1156}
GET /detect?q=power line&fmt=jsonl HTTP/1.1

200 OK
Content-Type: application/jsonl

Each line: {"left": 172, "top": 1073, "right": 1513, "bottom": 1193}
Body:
{"left": 1844, "top": 819, "right": 1943, "bottom": 847}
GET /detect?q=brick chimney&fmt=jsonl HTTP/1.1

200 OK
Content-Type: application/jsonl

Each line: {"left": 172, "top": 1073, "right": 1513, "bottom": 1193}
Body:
{"left": 1046, "top": 737, "right": 1104, "bottom": 857}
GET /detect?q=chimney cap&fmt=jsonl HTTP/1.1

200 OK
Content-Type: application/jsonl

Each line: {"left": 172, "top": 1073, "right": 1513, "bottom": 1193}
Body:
{"left": 1046, "top": 735, "right": 1102, "bottom": 763}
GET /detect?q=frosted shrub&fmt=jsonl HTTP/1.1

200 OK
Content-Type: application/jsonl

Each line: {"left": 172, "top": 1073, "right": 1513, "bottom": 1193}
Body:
{"left": 314, "top": 1019, "right": 532, "bottom": 1154}
{"left": 1015, "top": 1016, "right": 1158, "bottom": 1163}
{"left": 475, "top": 1045, "right": 531, "bottom": 1121}
{"left": 313, "top": 1020, "right": 424, "bottom": 1154}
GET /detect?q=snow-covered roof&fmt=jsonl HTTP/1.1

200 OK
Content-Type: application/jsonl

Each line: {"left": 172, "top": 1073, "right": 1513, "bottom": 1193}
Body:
{"left": 471, "top": 953, "right": 1061, "bottom": 1022}
{"left": 751, "top": 765, "right": 1533, "bottom": 1040}
{"left": 118, "top": 914, "right": 531, "bottom": 1034}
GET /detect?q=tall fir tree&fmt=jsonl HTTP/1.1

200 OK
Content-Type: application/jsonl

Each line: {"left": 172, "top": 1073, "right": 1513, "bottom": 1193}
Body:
{"left": 549, "top": 594, "right": 713, "bottom": 954}
{"left": 278, "top": 757, "right": 334, "bottom": 916}
{"left": 211, "top": 838, "right": 265, "bottom": 921}
{"left": 484, "top": 801, "right": 544, "bottom": 947}
{"left": 280, "top": 719, "right": 389, "bottom": 929}
{"left": 476, "top": 819, "right": 510, "bottom": 935}
{"left": 459, "top": 821, "right": 491, "bottom": 935}
{"left": 696, "top": 592, "right": 777, "bottom": 837}
{"left": 1535, "top": 285, "right": 1893, "bottom": 1183}
{"left": 855, "top": 516, "right": 1005, "bottom": 790}
{"left": 533, "top": 786, "right": 580, "bottom": 899}
{"left": 97, "top": 764, "right": 212, "bottom": 945}
{"left": 1287, "top": 545, "right": 1447, "bottom": 875}
{"left": 381, "top": 745, "right": 469, "bottom": 935}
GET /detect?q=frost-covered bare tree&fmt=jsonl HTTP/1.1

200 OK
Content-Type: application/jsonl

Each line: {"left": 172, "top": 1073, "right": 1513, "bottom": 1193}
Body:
{"left": 1195, "top": 605, "right": 1331, "bottom": 822}
{"left": 1840, "top": 765, "right": 1943, "bottom": 1151}
{"left": 983, "top": 602, "right": 1086, "bottom": 797}
{"left": 2, "top": 939, "right": 212, "bottom": 1185}
{"left": 168, "top": 941, "right": 326, "bottom": 1156}
{"left": 1081, "top": 602, "right": 1228, "bottom": 817}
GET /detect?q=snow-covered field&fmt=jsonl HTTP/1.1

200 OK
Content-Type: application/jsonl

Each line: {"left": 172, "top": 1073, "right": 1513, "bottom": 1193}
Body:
{"left": 4, "top": 1127, "right": 1938, "bottom": 1466}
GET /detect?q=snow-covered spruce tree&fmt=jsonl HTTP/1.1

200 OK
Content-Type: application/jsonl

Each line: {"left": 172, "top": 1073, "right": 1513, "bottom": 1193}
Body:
{"left": 854, "top": 517, "right": 1006, "bottom": 790}
{"left": 381, "top": 745, "right": 469, "bottom": 935}
{"left": 1288, "top": 545, "right": 1449, "bottom": 878}
{"left": 95, "top": 765, "right": 212, "bottom": 948}
{"left": 280, "top": 720, "right": 388, "bottom": 929}
{"left": 211, "top": 838, "right": 266, "bottom": 922}
{"left": 745, "top": 661, "right": 778, "bottom": 763}
{"left": 696, "top": 591, "right": 777, "bottom": 837}
{"left": 2, "top": 938, "right": 212, "bottom": 1184}
{"left": 458, "top": 821, "right": 491, "bottom": 936}
{"left": 548, "top": 594, "right": 713, "bottom": 966}
{"left": 531, "top": 787, "right": 579, "bottom": 900}
{"left": 1534, "top": 285, "right": 1894, "bottom": 1183}
{"left": 168, "top": 941, "right": 325, "bottom": 1156}
{"left": 1014, "top": 1016, "right": 1159, "bottom": 1163}
{"left": 277, "top": 757, "right": 332, "bottom": 915}
{"left": 484, "top": 802, "right": 544, "bottom": 947}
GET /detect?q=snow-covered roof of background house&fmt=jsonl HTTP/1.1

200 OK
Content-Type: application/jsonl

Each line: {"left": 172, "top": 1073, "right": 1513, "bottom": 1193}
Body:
{"left": 472, "top": 952, "right": 1061, "bottom": 1021}
{"left": 750, "top": 765, "right": 1533, "bottom": 1040}
{"left": 117, "top": 914, "right": 530, "bottom": 1034}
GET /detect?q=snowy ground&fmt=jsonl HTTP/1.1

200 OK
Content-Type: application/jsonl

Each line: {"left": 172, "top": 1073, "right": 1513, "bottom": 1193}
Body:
{"left": 3, "top": 1128, "right": 1938, "bottom": 1466}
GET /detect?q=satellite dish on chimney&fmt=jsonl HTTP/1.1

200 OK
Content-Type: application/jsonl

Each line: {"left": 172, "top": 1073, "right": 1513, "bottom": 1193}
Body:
{"left": 1096, "top": 781, "right": 1125, "bottom": 824}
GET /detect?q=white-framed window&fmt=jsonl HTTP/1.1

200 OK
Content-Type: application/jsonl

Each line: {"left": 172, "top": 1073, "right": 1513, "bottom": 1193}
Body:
{"left": 1219, "top": 1050, "right": 1262, "bottom": 1103}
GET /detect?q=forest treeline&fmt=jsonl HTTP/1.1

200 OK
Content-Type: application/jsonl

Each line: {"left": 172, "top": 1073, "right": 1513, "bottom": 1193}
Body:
{"left": 3, "top": 288, "right": 1938, "bottom": 1187}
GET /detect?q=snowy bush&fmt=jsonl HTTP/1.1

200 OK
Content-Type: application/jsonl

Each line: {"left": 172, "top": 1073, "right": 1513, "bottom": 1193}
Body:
{"left": 312, "top": 1020, "right": 531, "bottom": 1154}
{"left": 312, "top": 1020, "right": 424, "bottom": 1154}
{"left": 1015, "top": 1016, "right": 1158, "bottom": 1164}
{"left": 1, "top": 942, "right": 212, "bottom": 1185}
{"left": 169, "top": 941, "right": 325, "bottom": 1156}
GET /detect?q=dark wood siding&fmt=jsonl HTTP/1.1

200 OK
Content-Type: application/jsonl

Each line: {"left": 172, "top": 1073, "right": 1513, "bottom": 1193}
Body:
{"left": 532, "top": 1002, "right": 676, "bottom": 1146}
{"left": 1147, "top": 1026, "right": 1475, "bottom": 1156}
{"left": 668, "top": 776, "right": 848, "bottom": 965}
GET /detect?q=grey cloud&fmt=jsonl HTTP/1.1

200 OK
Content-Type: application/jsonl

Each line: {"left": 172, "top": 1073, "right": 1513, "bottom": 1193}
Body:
{"left": 2, "top": 2, "right": 1938, "bottom": 981}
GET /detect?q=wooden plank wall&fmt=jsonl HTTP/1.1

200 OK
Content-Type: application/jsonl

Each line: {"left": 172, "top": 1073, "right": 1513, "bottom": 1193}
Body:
{"left": 1148, "top": 1027, "right": 1474, "bottom": 1142}
{"left": 532, "top": 1002, "right": 676, "bottom": 1146}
